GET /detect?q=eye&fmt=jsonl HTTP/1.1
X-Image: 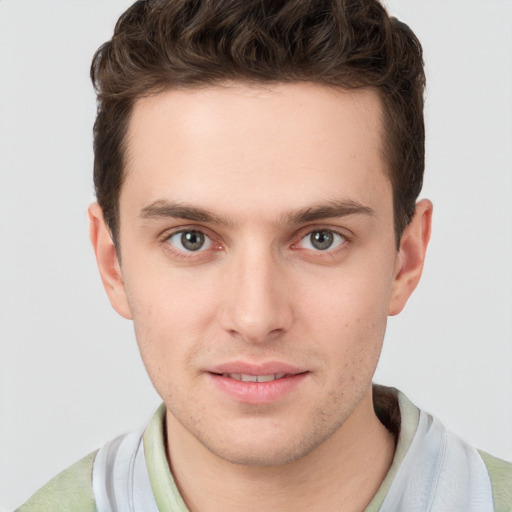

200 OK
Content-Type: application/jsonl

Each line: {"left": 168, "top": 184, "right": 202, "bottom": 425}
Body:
{"left": 167, "top": 230, "right": 212, "bottom": 252}
{"left": 299, "top": 229, "right": 345, "bottom": 251}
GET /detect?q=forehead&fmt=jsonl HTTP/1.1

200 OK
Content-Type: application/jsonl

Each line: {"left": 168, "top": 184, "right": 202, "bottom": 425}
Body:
{"left": 122, "top": 83, "right": 390, "bottom": 220}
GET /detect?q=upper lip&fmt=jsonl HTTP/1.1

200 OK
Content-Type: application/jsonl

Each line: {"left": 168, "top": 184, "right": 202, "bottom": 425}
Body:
{"left": 207, "top": 361, "right": 307, "bottom": 376}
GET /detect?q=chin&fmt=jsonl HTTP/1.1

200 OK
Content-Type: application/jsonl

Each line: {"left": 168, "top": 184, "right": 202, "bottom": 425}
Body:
{"left": 208, "top": 441, "right": 316, "bottom": 467}
{"left": 197, "top": 417, "right": 344, "bottom": 468}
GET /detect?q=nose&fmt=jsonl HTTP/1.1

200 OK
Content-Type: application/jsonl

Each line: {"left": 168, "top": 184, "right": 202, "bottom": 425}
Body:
{"left": 218, "top": 243, "right": 293, "bottom": 344}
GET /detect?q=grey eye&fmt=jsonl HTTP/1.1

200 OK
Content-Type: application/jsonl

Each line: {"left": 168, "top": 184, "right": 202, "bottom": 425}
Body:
{"left": 168, "top": 230, "right": 211, "bottom": 252}
{"left": 299, "top": 230, "right": 345, "bottom": 251}
{"left": 310, "top": 230, "right": 334, "bottom": 250}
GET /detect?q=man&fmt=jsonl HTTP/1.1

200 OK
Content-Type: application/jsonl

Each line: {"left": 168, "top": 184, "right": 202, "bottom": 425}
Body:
{"left": 15, "top": 0, "right": 511, "bottom": 511}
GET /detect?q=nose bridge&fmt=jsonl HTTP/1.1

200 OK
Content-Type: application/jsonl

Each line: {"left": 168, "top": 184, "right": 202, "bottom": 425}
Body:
{"left": 220, "top": 237, "right": 291, "bottom": 342}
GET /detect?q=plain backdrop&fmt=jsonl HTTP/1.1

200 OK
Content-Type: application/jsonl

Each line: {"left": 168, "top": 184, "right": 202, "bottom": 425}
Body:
{"left": 1, "top": 0, "right": 511, "bottom": 509}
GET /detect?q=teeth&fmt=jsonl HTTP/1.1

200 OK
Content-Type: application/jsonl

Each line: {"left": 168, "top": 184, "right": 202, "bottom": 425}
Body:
{"left": 256, "top": 374, "right": 277, "bottom": 383}
{"left": 223, "top": 373, "right": 287, "bottom": 382}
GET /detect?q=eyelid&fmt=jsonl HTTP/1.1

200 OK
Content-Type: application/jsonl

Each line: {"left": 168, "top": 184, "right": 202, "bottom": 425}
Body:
{"left": 168, "top": 230, "right": 213, "bottom": 252}
{"left": 158, "top": 224, "right": 351, "bottom": 259}
{"left": 159, "top": 225, "right": 222, "bottom": 257}
{"left": 291, "top": 225, "right": 351, "bottom": 252}
{"left": 159, "top": 224, "right": 214, "bottom": 242}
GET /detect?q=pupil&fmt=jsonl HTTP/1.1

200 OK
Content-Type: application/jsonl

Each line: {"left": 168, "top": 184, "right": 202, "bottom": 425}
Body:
{"left": 181, "top": 231, "right": 204, "bottom": 251}
{"left": 311, "top": 230, "right": 333, "bottom": 250}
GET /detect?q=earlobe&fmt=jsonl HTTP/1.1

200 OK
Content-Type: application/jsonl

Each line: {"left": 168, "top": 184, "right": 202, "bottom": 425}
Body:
{"left": 88, "top": 203, "right": 133, "bottom": 319}
{"left": 388, "top": 199, "right": 433, "bottom": 316}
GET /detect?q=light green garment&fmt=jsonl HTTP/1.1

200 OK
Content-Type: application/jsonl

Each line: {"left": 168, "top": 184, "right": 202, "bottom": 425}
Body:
{"left": 15, "top": 451, "right": 97, "bottom": 512}
{"left": 479, "top": 450, "right": 512, "bottom": 512}
{"left": 15, "top": 388, "right": 512, "bottom": 511}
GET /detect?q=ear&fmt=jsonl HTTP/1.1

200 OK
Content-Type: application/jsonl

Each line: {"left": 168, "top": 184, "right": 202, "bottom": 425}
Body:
{"left": 388, "top": 199, "right": 433, "bottom": 316}
{"left": 88, "top": 203, "right": 132, "bottom": 319}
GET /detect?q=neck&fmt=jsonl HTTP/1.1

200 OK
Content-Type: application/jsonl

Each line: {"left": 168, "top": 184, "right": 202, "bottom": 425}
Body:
{"left": 166, "top": 388, "right": 395, "bottom": 512}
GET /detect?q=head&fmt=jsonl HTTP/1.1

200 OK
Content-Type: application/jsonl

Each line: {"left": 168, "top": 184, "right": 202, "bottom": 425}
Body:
{"left": 91, "top": 0, "right": 425, "bottom": 249}
{"left": 89, "top": 0, "right": 431, "bottom": 468}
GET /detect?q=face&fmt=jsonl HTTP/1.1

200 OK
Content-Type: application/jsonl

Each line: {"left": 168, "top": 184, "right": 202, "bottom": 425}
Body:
{"left": 91, "top": 83, "right": 428, "bottom": 467}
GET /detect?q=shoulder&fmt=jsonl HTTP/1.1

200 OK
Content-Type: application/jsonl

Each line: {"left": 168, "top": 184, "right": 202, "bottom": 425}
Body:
{"left": 15, "top": 450, "right": 98, "bottom": 512}
{"left": 375, "top": 388, "right": 511, "bottom": 511}
{"left": 478, "top": 450, "right": 512, "bottom": 512}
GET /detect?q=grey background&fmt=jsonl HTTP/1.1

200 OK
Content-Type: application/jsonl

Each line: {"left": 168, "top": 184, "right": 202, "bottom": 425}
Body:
{"left": 1, "top": 0, "right": 511, "bottom": 509}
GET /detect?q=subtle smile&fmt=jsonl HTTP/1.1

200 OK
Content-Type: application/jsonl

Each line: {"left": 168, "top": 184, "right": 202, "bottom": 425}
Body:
{"left": 208, "top": 368, "right": 309, "bottom": 404}
{"left": 222, "top": 373, "right": 288, "bottom": 382}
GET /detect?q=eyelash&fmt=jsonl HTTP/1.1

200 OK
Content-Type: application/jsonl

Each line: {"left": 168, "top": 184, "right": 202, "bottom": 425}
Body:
{"left": 159, "top": 226, "right": 351, "bottom": 260}
{"left": 291, "top": 228, "right": 349, "bottom": 255}
{"left": 159, "top": 227, "right": 219, "bottom": 260}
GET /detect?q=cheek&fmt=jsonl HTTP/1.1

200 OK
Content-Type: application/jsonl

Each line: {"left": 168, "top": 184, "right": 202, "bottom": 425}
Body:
{"left": 122, "top": 266, "right": 219, "bottom": 387}
{"left": 299, "top": 263, "right": 392, "bottom": 364}
{"left": 129, "top": 299, "right": 203, "bottom": 401}
{"left": 124, "top": 258, "right": 219, "bottom": 329}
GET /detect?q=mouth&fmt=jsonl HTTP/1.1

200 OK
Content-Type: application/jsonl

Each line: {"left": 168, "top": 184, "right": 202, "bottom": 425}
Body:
{"left": 207, "top": 365, "right": 308, "bottom": 404}
{"left": 219, "top": 372, "right": 289, "bottom": 383}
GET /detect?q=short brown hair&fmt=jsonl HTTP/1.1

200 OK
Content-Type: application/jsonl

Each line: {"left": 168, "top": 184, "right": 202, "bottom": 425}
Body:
{"left": 91, "top": 0, "right": 425, "bottom": 247}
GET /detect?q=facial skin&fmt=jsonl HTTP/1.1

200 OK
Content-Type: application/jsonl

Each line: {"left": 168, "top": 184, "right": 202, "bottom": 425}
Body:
{"left": 90, "top": 83, "right": 431, "bottom": 509}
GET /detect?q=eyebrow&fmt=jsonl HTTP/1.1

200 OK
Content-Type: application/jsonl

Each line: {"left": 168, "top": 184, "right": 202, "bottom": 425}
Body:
{"left": 139, "top": 198, "right": 375, "bottom": 226}
{"left": 139, "top": 200, "right": 232, "bottom": 226}
{"left": 282, "top": 200, "right": 376, "bottom": 224}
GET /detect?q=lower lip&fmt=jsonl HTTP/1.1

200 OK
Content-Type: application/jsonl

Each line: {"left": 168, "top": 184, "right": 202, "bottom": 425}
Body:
{"left": 207, "top": 373, "right": 308, "bottom": 404}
